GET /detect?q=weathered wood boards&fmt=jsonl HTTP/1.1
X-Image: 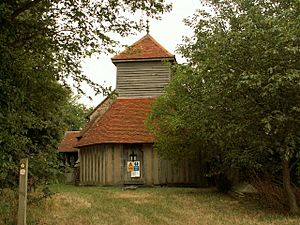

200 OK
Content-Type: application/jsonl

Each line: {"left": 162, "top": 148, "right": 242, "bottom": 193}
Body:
{"left": 79, "top": 144, "right": 206, "bottom": 186}
{"left": 116, "top": 61, "right": 170, "bottom": 97}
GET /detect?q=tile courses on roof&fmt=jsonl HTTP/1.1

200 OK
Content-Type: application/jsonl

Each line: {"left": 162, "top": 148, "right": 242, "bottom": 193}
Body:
{"left": 58, "top": 131, "right": 80, "bottom": 152}
{"left": 77, "top": 96, "right": 114, "bottom": 140}
{"left": 76, "top": 98, "right": 156, "bottom": 147}
{"left": 112, "top": 34, "right": 175, "bottom": 61}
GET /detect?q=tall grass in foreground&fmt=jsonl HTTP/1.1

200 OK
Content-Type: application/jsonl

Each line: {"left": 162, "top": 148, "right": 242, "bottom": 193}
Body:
{"left": 1, "top": 184, "right": 299, "bottom": 225}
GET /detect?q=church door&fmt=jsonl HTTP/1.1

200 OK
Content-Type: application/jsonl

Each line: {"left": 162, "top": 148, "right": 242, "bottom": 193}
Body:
{"left": 122, "top": 144, "right": 144, "bottom": 185}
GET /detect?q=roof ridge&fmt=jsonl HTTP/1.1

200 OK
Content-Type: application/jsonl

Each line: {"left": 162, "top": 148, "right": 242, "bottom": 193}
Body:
{"left": 76, "top": 99, "right": 118, "bottom": 147}
{"left": 146, "top": 34, "right": 173, "bottom": 57}
{"left": 117, "top": 97, "right": 156, "bottom": 100}
{"left": 112, "top": 34, "right": 175, "bottom": 60}
{"left": 86, "top": 95, "right": 109, "bottom": 118}
{"left": 111, "top": 35, "right": 148, "bottom": 59}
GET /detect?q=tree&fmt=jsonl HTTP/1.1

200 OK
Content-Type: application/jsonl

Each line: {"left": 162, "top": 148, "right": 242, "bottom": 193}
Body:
{"left": 0, "top": 0, "right": 171, "bottom": 188}
{"left": 62, "top": 96, "right": 93, "bottom": 131}
{"left": 1, "top": 0, "right": 171, "bottom": 94}
{"left": 148, "top": 0, "right": 300, "bottom": 214}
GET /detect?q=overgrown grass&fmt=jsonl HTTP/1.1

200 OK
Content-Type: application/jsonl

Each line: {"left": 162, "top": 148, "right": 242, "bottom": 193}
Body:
{"left": 0, "top": 189, "right": 18, "bottom": 225}
{"left": 1, "top": 184, "right": 299, "bottom": 225}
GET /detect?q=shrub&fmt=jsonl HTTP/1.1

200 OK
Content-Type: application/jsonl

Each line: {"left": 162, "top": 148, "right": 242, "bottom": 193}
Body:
{"left": 0, "top": 188, "right": 18, "bottom": 225}
{"left": 0, "top": 186, "right": 54, "bottom": 225}
{"left": 252, "top": 176, "right": 300, "bottom": 212}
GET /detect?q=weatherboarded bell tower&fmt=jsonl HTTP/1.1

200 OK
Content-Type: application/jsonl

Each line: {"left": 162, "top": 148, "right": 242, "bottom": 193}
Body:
{"left": 112, "top": 34, "right": 175, "bottom": 97}
{"left": 76, "top": 34, "right": 205, "bottom": 186}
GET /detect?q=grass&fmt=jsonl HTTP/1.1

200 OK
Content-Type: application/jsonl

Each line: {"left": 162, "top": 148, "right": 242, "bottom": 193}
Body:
{"left": 2, "top": 184, "right": 300, "bottom": 225}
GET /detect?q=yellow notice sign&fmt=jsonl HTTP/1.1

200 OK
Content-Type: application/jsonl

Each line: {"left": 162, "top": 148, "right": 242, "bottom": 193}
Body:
{"left": 127, "top": 161, "right": 134, "bottom": 172}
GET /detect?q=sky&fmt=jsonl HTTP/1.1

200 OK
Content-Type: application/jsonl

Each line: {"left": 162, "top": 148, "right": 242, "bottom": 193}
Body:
{"left": 80, "top": 0, "right": 202, "bottom": 107}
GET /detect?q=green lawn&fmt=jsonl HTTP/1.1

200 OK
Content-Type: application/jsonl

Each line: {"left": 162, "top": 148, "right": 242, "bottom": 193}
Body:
{"left": 22, "top": 184, "right": 299, "bottom": 225}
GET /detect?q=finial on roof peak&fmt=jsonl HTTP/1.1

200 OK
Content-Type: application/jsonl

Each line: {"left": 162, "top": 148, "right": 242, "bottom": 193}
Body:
{"left": 146, "top": 19, "right": 150, "bottom": 35}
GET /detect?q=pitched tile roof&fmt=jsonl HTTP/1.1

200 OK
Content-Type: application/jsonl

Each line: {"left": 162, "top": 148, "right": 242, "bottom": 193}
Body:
{"left": 112, "top": 34, "right": 175, "bottom": 61}
{"left": 76, "top": 98, "right": 155, "bottom": 147}
{"left": 77, "top": 96, "right": 114, "bottom": 139}
{"left": 58, "top": 131, "right": 80, "bottom": 152}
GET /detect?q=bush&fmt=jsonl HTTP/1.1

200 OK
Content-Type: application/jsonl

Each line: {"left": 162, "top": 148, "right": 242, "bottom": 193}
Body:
{"left": 0, "top": 186, "right": 54, "bottom": 225}
{"left": 252, "top": 177, "right": 300, "bottom": 212}
{"left": 0, "top": 188, "right": 18, "bottom": 225}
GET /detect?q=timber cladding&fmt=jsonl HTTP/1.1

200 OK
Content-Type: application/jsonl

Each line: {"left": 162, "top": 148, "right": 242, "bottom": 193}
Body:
{"left": 79, "top": 143, "right": 206, "bottom": 186}
{"left": 116, "top": 61, "right": 170, "bottom": 98}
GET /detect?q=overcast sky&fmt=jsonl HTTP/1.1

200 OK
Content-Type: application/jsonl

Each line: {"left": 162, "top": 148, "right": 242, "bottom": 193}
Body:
{"left": 80, "top": 0, "right": 201, "bottom": 107}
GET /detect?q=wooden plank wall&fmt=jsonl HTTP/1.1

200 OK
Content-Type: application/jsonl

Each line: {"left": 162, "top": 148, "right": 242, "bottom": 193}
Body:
{"left": 143, "top": 144, "right": 206, "bottom": 186}
{"left": 79, "top": 144, "right": 206, "bottom": 186}
{"left": 116, "top": 61, "right": 170, "bottom": 97}
{"left": 79, "top": 144, "right": 122, "bottom": 185}
{"left": 157, "top": 154, "right": 206, "bottom": 186}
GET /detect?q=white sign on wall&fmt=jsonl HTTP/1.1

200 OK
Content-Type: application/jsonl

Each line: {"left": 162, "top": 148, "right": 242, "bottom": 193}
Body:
{"left": 130, "top": 161, "right": 140, "bottom": 178}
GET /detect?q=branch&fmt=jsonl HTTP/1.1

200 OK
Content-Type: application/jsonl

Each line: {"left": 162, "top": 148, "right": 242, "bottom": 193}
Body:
{"left": 11, "top": 0, "right": 45, "bottom": 19}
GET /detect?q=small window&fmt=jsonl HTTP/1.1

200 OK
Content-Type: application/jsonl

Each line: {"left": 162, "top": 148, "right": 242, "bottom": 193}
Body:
{"left": 129, "top": 153, "right": 137, "bottom": 161}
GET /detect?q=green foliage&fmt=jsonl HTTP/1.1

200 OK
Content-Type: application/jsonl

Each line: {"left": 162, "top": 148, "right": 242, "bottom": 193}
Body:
{"left": 0, "top": 188, "right": 18, "bottom": 225}
{"left": 0, "top": 0, "right": 171, "bottom": 189}
{"left": 149, "top": 0, "right": 300, "bottom": 173}
{"left": 147, "top": 0, "right": 300, "bottom": 210}
{"left": 0, "top": 186, "right": 55, "bottom": 225}
{"left": 62, "top": 96, "right": 93, "bottom": 131}
{"left": 0, "top": 0, "right": 171, "bottom": 94}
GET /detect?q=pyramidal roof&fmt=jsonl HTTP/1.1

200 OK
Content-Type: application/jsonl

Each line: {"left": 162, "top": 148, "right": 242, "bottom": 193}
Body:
{"left": 112, "top": 34, "right": 175, "bottom": 61}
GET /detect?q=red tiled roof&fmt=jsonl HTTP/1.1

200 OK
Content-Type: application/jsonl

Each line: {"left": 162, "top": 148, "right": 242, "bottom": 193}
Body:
{"left": 58, "top": 131, "right": 80, "bottom": 152}
{"left": 112, "top": 34, "right": 174, "bottom": 61}
{"left": 77, "top": 96, "right": 114, "bottom": 139}
{"left": 76, "top": 98, "right": 155, "bottom": 147}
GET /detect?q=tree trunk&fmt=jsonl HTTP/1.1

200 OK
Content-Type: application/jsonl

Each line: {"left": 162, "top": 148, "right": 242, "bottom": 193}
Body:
{"left": 282, "top": 159, "right": 299, "bottom": 214}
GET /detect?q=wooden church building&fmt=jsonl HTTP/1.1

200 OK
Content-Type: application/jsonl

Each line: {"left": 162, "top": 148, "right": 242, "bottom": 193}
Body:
{"left": 75, "top": 34, "right": 206, "bottom": 186}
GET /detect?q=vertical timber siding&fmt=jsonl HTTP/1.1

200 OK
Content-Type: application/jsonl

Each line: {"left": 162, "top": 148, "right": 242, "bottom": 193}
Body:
{"left": 116, "top": 61, "right": 170, "bottom": 97}
{"left": 114, "top": 145, "right": 122, "bottom": 184}
{"left": 144, "top": 144, "right": 153, "bottom": 185}
{"left": 79, "top": 144, "right": 206, "bottom": 186}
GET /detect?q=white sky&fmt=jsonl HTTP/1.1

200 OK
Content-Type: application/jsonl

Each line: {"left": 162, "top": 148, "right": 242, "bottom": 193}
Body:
{"left": 80, "top": 0, "right": 201, "bottom": 107}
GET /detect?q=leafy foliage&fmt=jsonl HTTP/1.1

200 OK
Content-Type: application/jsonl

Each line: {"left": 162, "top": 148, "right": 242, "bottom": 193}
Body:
{"left": 62, "top": 96, "right": 93, "bottom": 131}
{"left": 0, "top": 0, "right": 171, "bottom": 188}
{"left": 147, "top": 0, "right": 300, "bottom": 213}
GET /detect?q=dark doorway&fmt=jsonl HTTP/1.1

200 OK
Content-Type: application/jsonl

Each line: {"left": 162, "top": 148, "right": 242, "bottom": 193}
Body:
{"left": 122, "top": 144, "right": 144, "bottom": 185}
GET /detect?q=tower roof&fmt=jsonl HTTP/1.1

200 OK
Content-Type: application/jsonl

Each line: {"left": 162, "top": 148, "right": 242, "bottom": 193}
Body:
{"left": 112, "top": 34, "right": 175, "bottom": 62}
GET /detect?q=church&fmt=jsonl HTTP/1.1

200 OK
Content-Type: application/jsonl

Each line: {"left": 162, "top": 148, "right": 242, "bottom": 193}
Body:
{"left": 60, "top": 34, "right": 206, "bottom": 186}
